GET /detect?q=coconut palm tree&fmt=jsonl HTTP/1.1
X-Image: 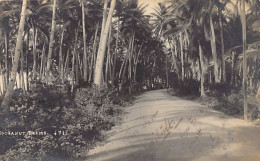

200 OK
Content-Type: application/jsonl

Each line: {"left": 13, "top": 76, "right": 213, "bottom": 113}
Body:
{"left": 45, "top": 0, "right": 57, "bottom": 83}
{"left": 2, "top": 0, "right": 28, "bottom": 110}
{"left": 94, "top": 0, "right": 117, "bottom": 86}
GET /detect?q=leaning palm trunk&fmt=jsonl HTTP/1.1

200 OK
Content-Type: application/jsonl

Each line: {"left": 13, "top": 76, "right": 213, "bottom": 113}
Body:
{"left": 1, "top": 0, "right": 28, "bottom": 109}
{"left": 241, "top": 0, "right": 248, "bottom": 120}
{"left": 209, "top": 15, "right": 220, "bottom": 83}
{"left": 46, "top": 0, "right": 57, "bottom": 83}
{"left": 94, "top": 0, "right": 117, "bottom": 86}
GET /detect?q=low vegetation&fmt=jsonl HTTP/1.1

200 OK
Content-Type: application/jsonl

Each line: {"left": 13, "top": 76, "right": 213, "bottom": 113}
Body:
{"left": 0, "top": 84, "right": 134, "bottom": 161}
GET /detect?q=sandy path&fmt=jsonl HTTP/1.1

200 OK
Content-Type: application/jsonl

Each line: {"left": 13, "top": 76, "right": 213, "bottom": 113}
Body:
{"left": 85, "top": 89, "right": 260, "bottom": 161}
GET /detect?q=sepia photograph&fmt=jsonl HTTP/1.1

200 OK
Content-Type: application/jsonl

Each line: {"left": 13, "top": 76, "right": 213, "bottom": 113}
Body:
{"left": 0, "top": 0, "right": 260, "bottom": 160}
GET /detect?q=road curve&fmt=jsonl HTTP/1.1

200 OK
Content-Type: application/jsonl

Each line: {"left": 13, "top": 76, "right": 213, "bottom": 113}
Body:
{"left": 85, "top": 89, "right": 260, "bottom": 161}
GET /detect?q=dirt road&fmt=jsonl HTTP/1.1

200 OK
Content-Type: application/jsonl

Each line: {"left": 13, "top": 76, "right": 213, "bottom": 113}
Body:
{"left": 86, "top": 89, "right": 260, "bottom": 161}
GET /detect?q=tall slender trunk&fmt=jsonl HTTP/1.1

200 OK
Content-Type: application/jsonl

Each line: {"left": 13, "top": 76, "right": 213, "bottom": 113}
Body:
{"left": 94, "top": 0, "right": 117, "bottom": 86}
{"left": 59, "top": 28, "right": 65, "bottom": 84}
{"left": 112, "top": 20, "right": 119, "bottom": 82}
{"left": 128, "top": 33, "right": 135, "bottom": 81}
{"left": 209, "top": 15, "right": 220, "bottom": 83}
{"left": 256, "top": 83, "right": 260, "bottom": 117}
{"left": 179, "top": 32, "right": 184, "bottom": 81}
{"left": 230, "top": 51, "right": 235, "bottom": 85}
{"left": 20, "top": 50, "right": 24, "bottom": 92}
{"left": 71, "top": 50, "right": 75, "bottom": 92}
{"left": 89, "top": 23, "right": 99, "bottom": 82}
{"left": 46, "top": 0, "right": 57, "bottom": 83}
{"left": 133, "top": 43, "right": 142, "bottom": 82}
{"left": 105, "top": 26, "right": 112, "bottom": 82}
{"left": 209, "top": 70, "right": 212, "bottom": 84}
{"left": 64, "top": 49, "right": 70, "bottom": 80}
{"left": 219, "top": 9, "right": 226, "bottom": 83}
{"left": 2, "top": 0, "right": 28, "bottom": 109}
{"left": 82, "top": 0, "right": 88, "bottom": 82}
{"left": 0, "top": 66, "right": 4, "bottom": 95}
{"left": 165, "top": 55, "right": 169, "bottom": 89}
{"left": 170, "top": 42, "right": 178, "bottom": 74}
{"left": 4, "top": 32, "right": 9, "bottom": 84}
{"left": 74, "top": 24, "right": 80, "bottom": 87}
{"left": 40, "top": 43, "right": 46, "bottom": 80}
{"left": 32, "top": 26, "right": 38, "bottom": 80}
{"left": 241, "top": 0, "right": 248, "bottom": 120}
{"left": 75, "top": 50, "right": 79, "bottom": 86}
{"left": 199, "top": 41, "right": 205, "bottom": 97}
{"left": 26, "top": 29, "right": 29, "bottom": 91}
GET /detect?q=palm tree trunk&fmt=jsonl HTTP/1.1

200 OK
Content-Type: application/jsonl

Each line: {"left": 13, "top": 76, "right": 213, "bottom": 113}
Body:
{"left": 94, "top": 0, "right": 117, "bottom": 86}
{"left": 133, "top": 43, "right": 142, "bottom": 82}
{"left": 209, "top": 70, "right": 212, "bottom": 84}
{"left": 40, "top": 43, "right": 46, "bottom": 80}
{"left": 128, "top": 33, "right": 135, "bottom": 81}
{"left": 1, "top": 0, "right": 28, "bottom": 109}
{"left": 25, "top": 29, "right": 29, "bottom": 91}
{"left": 112, "top": 20, "right": 119, "bottom": 82}
{"left": 256, "top": 83, "right": 260, "bottom": 117}
{"left": 59, "top": 28, "right": 65, "bottom": 84}
{"left": 105, "top": 26, "right": 112, "bottom": 82}
{"left": 32, "top": 26, "right": 38, "bottom": 80}
{"left": 179, "top": 32, "right": 184, "bottom": 81}
{"left": 20, "top": 49, "right": 24, "bottom": 92}
{"left": 82, "top": 0, "right": 88, "bottom": 82}
{"left": 230, "top": 51, "right": 235, "bottom": 85}
{"left": 46, "top": 0, "right": 57, "bottom": 83}
{"left": 4, "top": 32, "right": 9, "bottom": 84}
{"left": 241, "top": 0, "right": 248, "bottom": 120}
{"left": 75, "top": 51, "right": 79, "bottom": 86}
{"left": 71, "top": 50, "right": 75, "bottom": 92}
{"left": 119, "top": 59, "right": 126, "bottom": 81}
{"left": 64, "top": 49, "right": 70, "bottom": 80}
{"left": 199, "top": 41, "right": 205, "bottom": 97}
{"left": 209, "top": 15, "right": 220, "bottom": 83}
{"left": 219, "top": 9, "right": 226, "bottom": 83}
{"left": 0, "top": 66, "right": 4, "bottom": 95}
{"left": 165, "top": 55, "right": 169, "bottom": 89}
{"left": 89, "top": 23, "right": 99, "bottom": 83}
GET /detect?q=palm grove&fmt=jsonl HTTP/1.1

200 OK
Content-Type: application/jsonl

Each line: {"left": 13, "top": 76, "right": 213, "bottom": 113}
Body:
{"left": 0, "top": 0, "right": 260, "bottom": 159}
{"left": 0, "top": 0, "right": 259, "bottom": 113}
{"left": 0, "top": 0, "right": 260, "bottom": 140}
{"left": 1, "top": 0, "right": 260, "bottom": 116}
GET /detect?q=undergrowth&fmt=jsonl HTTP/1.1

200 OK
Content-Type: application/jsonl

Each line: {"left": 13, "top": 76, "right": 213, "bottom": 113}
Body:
{"left": 0, "top": 83, "right": 131, "bottom": 161}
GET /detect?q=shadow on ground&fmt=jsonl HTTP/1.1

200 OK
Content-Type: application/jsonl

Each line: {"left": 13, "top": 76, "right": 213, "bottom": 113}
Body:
{"left": 80, "top": 89, "right": 260, "bottom": 161}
